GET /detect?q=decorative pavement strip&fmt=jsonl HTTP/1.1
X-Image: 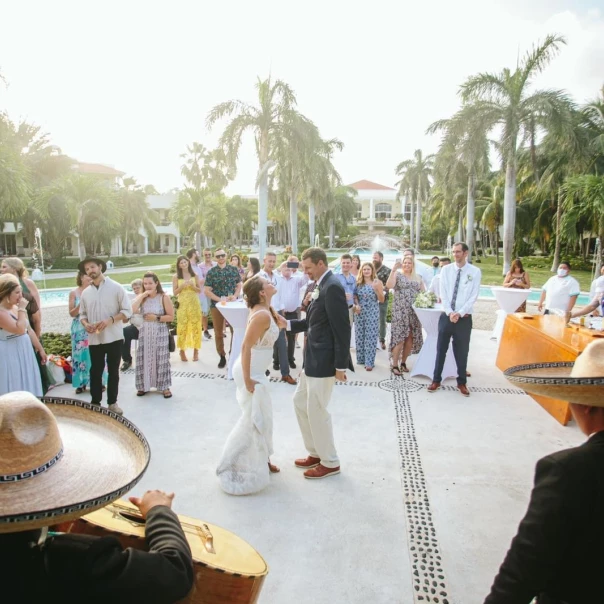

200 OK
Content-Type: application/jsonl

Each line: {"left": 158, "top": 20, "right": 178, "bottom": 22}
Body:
{"left": 121, "top": 367, "right": 527, "bottom": 603}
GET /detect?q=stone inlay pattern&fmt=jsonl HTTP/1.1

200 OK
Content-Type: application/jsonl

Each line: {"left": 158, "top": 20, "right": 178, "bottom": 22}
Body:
{"left": 380, "top": 375, "right": 451, "bottom": 604}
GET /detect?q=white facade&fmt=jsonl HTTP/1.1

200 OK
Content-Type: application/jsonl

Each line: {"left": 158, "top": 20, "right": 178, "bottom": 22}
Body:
{"left": 145, "top": 193, "right": 181, "bottom": 253}
{"left": 348, "top": 180, "right": 408, "bottom": 230}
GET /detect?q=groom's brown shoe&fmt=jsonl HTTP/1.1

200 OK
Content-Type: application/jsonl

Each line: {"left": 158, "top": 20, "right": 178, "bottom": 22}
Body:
{"left": 304, "top": 464, "right": 340, "bottom": 479}
{"left": 295, "top": 456, "right": 320, "bottom": 469}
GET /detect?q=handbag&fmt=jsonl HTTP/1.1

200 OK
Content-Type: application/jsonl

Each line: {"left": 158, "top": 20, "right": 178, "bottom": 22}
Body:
{"left": 160, "top": 295, "right": 176, "bottom": 352}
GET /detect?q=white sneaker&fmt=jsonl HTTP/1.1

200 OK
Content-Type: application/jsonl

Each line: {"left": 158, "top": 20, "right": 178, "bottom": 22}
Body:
{"left": 108, "top": 403, "right": 123, "bottom": 416}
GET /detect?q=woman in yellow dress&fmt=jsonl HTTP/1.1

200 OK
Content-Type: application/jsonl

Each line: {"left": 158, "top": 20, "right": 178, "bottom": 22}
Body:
{"left": 172, "top": 255, "right": 202, "bottom": 361}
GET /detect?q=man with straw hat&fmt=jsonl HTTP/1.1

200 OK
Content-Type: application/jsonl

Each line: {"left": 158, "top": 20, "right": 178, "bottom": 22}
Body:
{"left": 0, "top": 391, "right": 194, "bottom": 603}
{"left": 484, "top": 340, "right": 604, "bottom": 604}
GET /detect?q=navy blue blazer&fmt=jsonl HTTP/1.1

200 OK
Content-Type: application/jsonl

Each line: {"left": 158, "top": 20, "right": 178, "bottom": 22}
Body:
{"left": 289, "top": 270, "right": 353, "bottom": 378}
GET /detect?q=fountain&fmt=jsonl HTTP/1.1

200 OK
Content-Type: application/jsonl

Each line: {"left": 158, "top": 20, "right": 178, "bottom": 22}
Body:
{"left": 346, "top": 233, "right": 404, "bottom": 253}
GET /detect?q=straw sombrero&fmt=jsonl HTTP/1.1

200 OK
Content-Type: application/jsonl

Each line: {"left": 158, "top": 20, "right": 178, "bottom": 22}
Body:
{"left": 504, "top": 340, "right": 604, "bottom": 407}
{"left": 0, "top": 392, "right": 150, "bottom": 533}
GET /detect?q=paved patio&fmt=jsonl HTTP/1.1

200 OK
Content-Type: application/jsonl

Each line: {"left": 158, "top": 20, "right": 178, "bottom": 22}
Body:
{"left": 46, "top": 329, "right": 583, "bottom": 604}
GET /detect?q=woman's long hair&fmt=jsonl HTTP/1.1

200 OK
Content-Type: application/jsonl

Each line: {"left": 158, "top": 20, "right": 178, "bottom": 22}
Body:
{"left": 176, "top": 255, "right": 195, "bottom": 279}
{"left": 356, "top": 262, "right": 376, "bottom": 286}
{"left": 243, "top": 276, "right": 279, "bottom": 324}
{"left": 247, "top": 257, "right": 261, "bottom": 278}
{"left": 143, "top": 271, "right": 165, "bottom": 294}
{"left": 402, "top": 257, "right": 421, "bottom": 284}
{"left": 510, "top": 258, "right": 524, "bottom": 274}
{"left": 0, "top": 274, "right": 20, "bottom": 303}
{"left": 2, "top": 257, "right": 27, "bottom": 279}
{"left": 230, "top": 254, "right": 242, "bottom": 268}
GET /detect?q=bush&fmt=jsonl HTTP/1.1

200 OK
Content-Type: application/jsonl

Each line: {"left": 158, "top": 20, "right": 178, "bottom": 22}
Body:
{"left": 41, "top": 332, "right": 72, "bottom": 357}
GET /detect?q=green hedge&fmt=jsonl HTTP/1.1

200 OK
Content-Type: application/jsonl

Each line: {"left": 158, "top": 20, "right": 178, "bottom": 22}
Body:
{"left": 41, "top": 332, "right": 72, "bottom": 357}
{"left": 51, "top": 256, "right": 141, "bottom": 270}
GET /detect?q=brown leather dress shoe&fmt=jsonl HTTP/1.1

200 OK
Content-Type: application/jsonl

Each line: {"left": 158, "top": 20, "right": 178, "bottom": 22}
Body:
{"left": 281, "top": 375, "right": 297, "bottom": 385}
{"left": 427, "top": 382, "right": 441, "bottom": 393}
{"left": 304, "top": 464, "right": 340, "bottom": 479}
{"left": 295, "top": 456, "right": 321, "bottom": 468}
{"left": 458, "top": 384, "right": 470, "bottom": 397}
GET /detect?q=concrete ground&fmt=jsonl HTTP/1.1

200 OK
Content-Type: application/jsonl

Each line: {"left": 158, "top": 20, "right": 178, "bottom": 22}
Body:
{"left": 45, "top": 323, "right": 584, "bottom": 604}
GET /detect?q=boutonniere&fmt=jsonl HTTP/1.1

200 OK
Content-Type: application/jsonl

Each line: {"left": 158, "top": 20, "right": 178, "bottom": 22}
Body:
{"left": 310, "top": 289, "right": 320, "bottom": 301}
{"left": 466, "top": 275, "right": 473, "bottom": 283}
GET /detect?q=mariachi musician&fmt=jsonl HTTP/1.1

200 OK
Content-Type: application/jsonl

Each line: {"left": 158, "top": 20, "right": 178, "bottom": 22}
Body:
{"left": 0, "top": 391, "right": 194, "bottom": 603}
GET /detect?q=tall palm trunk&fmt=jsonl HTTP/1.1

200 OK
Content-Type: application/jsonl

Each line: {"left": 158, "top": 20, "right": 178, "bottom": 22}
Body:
{"left": 308, "top": 202, "right": 315, "bottom": 249}
{"left": 456, "top": 211, "right": 463, "bottom": 242}
{"left": 466, "top": 170, "right": 476, "bottom": 260}
{"left": 502, "top": 150, "right": 517, "bottom": 275}
{"left": 77, "top": 214, "right": 86, "bottom": 260}
{"left": 289, "top": 192, "right": 298, "bottom": 254}
{"left": 415, "top": 194, "right": 421, "bottom": 250}
{"left": 495, "top": 227, "right": 500, "bottom": 265}
{"left": 258, "top": 169, "right": 269, "bottom": 260}
{"left": 551, "top": 187, "right": 562, "bottom": 272}
{"left": 409, "top": 198, "right": 414, "bottom": 249}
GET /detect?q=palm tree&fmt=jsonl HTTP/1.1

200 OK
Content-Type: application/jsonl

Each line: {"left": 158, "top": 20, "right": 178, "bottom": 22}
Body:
{"left": 427, "top": 105, "right": 490, "bottom": 258}
{"left": 119, "top": 177, "right": 159, "bottom": 255}
{"left": 202, "top": 192, "right": 229, "bottom": 246}
{"left": 226, "top": 195, "right": 256, "bottom": 244}
{"left": 317, "top": 185, "right": 357, "bottom": 248}
{"left": 37, "top": 173, "right": 120, "bottom": 259}
{"left": 207, "top": 76, "right": 313, "bottom": 259}
{"left": 460, "top": 34, "right": 574, "bottom": 273}
{"left": 475, "top": 180, "right": 504, "bottom": 264}
{"left": 171, "top": 187, "right": 205, "bottom": 249}
{"left": 395, "top": 149, "right": 434, "bottom": 250}
{"left": 562, "top": 175, "right": 604, "bottom": 274}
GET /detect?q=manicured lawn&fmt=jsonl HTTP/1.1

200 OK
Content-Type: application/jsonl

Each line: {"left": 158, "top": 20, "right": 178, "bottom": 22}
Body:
{"left": 40, "top": 270, "right": 175, "bottom": 290}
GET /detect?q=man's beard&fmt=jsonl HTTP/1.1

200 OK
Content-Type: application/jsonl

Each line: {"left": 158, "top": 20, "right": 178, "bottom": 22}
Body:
{"left": 372, "top": 261, "right": 380, "bottom": 269}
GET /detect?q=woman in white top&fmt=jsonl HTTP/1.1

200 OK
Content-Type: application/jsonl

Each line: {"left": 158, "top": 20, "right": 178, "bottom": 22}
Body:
{"left": 216, "top": 276, "right": 281, "bottom": 495}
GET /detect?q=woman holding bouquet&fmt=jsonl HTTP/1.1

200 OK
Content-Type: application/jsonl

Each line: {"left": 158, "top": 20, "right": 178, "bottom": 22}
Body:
{"left": 353, "top": 262, "right": 384, "bottom": 371}
{"left": 386, "top": 256, "right": 424, "bottom": 375}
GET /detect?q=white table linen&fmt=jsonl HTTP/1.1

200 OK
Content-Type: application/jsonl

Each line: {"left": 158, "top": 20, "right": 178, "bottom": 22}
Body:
{"left": 490, "top": 287, "right": 531, "bottom": 342}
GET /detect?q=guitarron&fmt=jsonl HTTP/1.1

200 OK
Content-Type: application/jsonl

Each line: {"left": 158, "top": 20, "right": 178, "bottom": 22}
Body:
{"left": 56, "top": 499, "right": 268, "bottom": 603}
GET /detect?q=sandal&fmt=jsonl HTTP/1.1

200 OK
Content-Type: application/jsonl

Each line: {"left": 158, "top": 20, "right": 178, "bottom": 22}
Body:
{"left": 179, "top": 350, "right": 188, "bottom": 362}
{"left": 163, "top": 390, "right": 173, "bottom": 399}
{"left": 137, "top": 391, "right": 146, "bottom": 397}
{"left": 401, "top": 363, "right": 409, "bottom": 373}
{"left": 391, "top": 365, "right": 402, "bottom": 376}
{"left": 268, "top": 461, "right": 280, "bottom": 474}
{"left": 75, "top": 387, "right": 84, "bottom": 394}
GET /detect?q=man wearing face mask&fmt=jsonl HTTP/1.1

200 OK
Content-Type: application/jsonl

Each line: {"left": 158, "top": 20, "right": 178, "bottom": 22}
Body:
{"left": 538, "top": 261, "right": 580, "bottom": 315}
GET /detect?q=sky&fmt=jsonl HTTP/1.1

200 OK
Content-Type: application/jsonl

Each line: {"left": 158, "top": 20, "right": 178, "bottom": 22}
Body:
{"left": 1, "top": 0, "right": 603, "bottom": 196}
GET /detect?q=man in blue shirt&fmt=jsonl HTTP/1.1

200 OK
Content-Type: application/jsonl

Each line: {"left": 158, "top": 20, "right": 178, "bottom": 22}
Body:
{"left": 337, "top": 254, "right": 357, "bottom": 326}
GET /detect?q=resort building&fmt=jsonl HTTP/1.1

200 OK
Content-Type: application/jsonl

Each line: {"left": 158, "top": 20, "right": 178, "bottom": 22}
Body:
{"left": 348, "top": 179, "right": 409, "bottom": 232}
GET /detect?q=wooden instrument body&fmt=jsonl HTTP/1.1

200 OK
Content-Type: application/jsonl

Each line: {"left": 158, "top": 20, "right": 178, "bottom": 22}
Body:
{"left": 54, "top": 500, "right": 267, "bottom": 604}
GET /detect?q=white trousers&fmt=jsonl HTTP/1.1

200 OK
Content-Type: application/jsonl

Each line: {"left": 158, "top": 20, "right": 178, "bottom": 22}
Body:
{"left": 293, "top": 371, "right": 339, "bottom": 468}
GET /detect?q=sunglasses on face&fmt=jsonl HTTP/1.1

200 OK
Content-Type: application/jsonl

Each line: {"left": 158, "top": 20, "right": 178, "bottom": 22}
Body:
{"left": 216, "top": 254, "right": 226, "bottom": 258}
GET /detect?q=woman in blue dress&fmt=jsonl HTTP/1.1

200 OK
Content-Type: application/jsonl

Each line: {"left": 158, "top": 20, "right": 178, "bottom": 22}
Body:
{"left": 0, "top": 274, "right": 46, "bottom": 396}
{"left": 353, "top": 262, "right": 385, "bottom": 371}
{"left": 69, "top": 272, "right": 107, "bottom": 394}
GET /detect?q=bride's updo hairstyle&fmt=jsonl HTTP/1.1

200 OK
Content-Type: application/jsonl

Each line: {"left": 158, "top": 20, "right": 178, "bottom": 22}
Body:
{"left": 243, "top": 276, "right": 279, "bottom": 322}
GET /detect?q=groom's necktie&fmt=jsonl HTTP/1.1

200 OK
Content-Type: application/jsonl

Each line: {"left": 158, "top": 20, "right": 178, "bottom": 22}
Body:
{"left": 451, "top": 268, "right": 462, "bottom": 311}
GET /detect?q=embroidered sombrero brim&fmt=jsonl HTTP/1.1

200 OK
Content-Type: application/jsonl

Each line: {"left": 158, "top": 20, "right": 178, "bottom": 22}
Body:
{"left": 0, "top": 397, "right": 150, "bottom": 533}
{"left": 504, "top": 363, "right": 604, "bottom": 407}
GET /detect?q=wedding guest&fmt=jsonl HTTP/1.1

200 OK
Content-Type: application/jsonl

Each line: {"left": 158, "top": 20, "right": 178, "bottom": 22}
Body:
{"left": 403, "top": 248, "right": 432, "bottom": 289}
{"left": 204, "top": 248, "right": 242, "bottom": 369}
{"left": 1, "top": 257, "right": 41, "bottom": 337}
{"left": 430, "top": 256, "right": 441, "bottom": 279}
{"left": 353, "top": 262, "right": 384, "bottom": 371}
{"left": 428, "top": 242, "right": 481, "bottom": 397}
{"left": 503, "top": 258, "right": 531, "bottom": 312}
{"left": 121, "top": 278, "right": 143, "bottom": 371}
{"left": 337, "top": 254, "right": 357, "bottom": 324}
{"left": 132, "top": 272, "right": 174, "bottom": 398}
{"left": 230, "top": 254, "right": 246, "bottom": 279}
{"left": 172, "top": 255, "right": 202, "bottom": 362}
{"left": 538, "top": 261, "right": 580, "bottom": 315}
{"left": 567, "top": 280, "right": 604, "bottom": 322}
{"left": 79, "top": 257, "right": 132, "bottom": 415}
{"left": 372, "top": 251, "right": 391, "bottom": 350}
{"left": 0, "top": 274, "right": 46, "bottom": 396}
{"left": 69, "top": 272, "right": 107, "bottom": 394}
{"left": 387, "top": 256, "right": 424, "bottom": 375}
{"left": 351, "top": 255, "right": 361, "bottom": 279}
{"left": 245, "top": 257, "right": 261, "bottom": 282}
{"left": 429, "top": 257, "right": 451, "bottom": 302}
{"left": 588, "top": 265, "right": 604, "bottom": 316}
{"left": 199, "top": 248, "right": 216, "bottom": 340}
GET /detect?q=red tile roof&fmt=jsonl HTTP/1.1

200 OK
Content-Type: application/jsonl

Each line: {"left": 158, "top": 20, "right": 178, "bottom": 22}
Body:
{"left": 347, "top": 179, "right": 395, "bottom": 191}
{"left": 77, "top": 162, "right": 125, "bottom": 176}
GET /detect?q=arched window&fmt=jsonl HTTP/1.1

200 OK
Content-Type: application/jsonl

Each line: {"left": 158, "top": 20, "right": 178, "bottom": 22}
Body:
{"left": 355, "top": 203, "right": 363, "bottom": 219}
{"left": 375, "top": 203, "right": 392, "bottom": 220}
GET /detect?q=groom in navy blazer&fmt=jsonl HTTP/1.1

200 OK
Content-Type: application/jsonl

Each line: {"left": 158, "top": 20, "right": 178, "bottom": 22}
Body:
{"left": 286, "top": 247, "right": 352, "bottom": 479}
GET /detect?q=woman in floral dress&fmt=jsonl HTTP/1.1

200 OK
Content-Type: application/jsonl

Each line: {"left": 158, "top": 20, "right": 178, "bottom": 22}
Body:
{"left": 386, "top": 256, "right": 424, "bottom": 375}
{"left": 69, "top": 272, "right": 107, "bottom": 394}
{"left": 132, "top": 272, "right": 174, "bottom": 398}
{"left": 353, "top": 262, "right": 384, "bottom": 371}
{"left": 172, "top": 255, "right": 202, "bottom": 361}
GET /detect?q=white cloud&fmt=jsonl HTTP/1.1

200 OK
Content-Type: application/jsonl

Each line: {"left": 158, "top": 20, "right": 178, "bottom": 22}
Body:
{"left": 0, "top": 0, "right": 602, "bottom": 195}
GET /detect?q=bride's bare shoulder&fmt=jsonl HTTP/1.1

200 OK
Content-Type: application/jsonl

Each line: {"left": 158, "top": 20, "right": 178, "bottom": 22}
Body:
{"left": 249, "top": 308, "right": 271, "bottom": 325}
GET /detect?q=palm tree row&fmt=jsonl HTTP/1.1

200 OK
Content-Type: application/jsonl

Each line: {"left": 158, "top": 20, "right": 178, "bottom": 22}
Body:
{"left": 398, "top": 34, "right": 604, "bottom": 276}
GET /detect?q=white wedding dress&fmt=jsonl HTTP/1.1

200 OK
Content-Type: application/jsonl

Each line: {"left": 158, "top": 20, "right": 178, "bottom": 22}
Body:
{"left": 216, "top": 310, "right": 280, "bottom": 495}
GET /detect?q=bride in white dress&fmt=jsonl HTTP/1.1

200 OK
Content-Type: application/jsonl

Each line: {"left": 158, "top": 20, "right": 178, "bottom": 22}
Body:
{"left": 216, "top": 276, "right": 282, "bottom": 495}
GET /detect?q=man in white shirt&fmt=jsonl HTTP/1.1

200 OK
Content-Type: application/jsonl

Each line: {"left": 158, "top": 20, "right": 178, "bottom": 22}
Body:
{"left": 277, "top": 258, "right": 308, "bottom": 367}
{"left": 260, "top": 252, "right": 296, "bottom": 385}
{"left": 428, "top": 242, "right": 481, "bottom": 397}
{"left": 538, "top": 261, "right": 581, "bottom": 315}
{"left": 429, "top": 257, "right": 451, "bottom": 302}
{"left": 589, "top": 267, "right": 604, "bottom": 316}
{"left": 79, "top": 256, "right": 132, "bottom": 415}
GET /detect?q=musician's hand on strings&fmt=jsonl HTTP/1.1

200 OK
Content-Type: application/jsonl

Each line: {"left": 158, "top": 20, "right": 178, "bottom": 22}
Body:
{"left": 129, "top": 489, "right": 175, "bottom": 518}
